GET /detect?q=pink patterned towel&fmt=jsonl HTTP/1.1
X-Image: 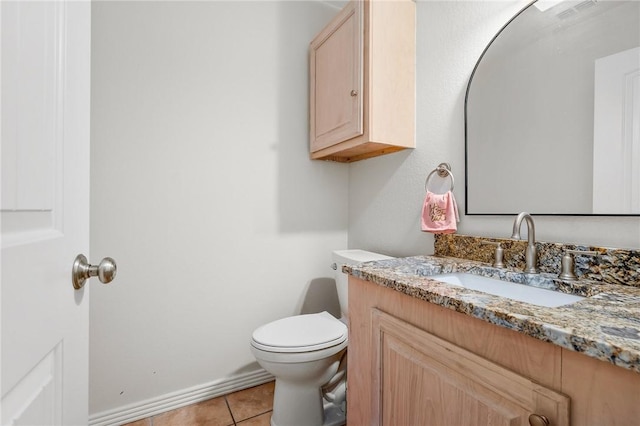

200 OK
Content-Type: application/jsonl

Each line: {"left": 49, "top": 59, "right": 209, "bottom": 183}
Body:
{"left": 421, "top": 190, "right": 459, "bottom": 234}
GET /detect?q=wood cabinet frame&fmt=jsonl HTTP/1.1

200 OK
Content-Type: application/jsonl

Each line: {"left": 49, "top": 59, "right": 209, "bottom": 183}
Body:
{"left": 309, "top": 0, "right": 415, "bottom": 162}
{"left": 348, "top": 276, "right": 640, "bottom": 425}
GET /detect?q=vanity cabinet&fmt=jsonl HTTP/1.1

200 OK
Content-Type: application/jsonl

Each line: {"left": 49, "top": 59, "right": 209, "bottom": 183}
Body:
{"left": 309, "top": 0, "right": 415, "bottom": 162}
{"left": 371, "top": 309, "right": 569, "bottom": 425}
{"left": 348, "top": 277, "right": 640, "bottom": 425}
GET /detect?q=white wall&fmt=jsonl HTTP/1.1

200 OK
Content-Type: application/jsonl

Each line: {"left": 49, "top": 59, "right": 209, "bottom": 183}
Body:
{"left": 348, "top": 0, "right": 640, "bottom": 257}
{"left": 90, "top": 0, "right": 640, "bottom": 418}
{"left": 90, "top": 1, "right": 347, "bottom": 415}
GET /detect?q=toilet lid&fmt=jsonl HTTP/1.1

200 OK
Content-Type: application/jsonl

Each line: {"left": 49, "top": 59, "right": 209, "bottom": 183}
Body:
{"left": 251, "top": 311, "right": 347, "bottom": 353}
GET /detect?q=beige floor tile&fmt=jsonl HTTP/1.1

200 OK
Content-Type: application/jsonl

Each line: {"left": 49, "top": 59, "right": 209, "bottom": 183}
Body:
{"left": 226, "top": 382, "right": 275, "bottom": 422}
{"left": 236, "top": 411, "right": 272, "bottom": 426}
{"left": 122, "top": 419, "right": 151, "bottom": 426}
{"left": 153, "top": 396, "right": 234, "bottom": 426}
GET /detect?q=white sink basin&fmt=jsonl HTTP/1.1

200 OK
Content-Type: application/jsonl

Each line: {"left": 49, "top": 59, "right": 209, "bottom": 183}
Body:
{"left": 432, "top": 273, "right": 585, "bottom": 307}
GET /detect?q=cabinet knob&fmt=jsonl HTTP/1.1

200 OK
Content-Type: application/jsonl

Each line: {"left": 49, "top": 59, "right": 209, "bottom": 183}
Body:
{"left": 529, "top": 414, "right": 550, "bottom": 426}
{"left": 350, "top": 89, "right": 358, "bottom": 97}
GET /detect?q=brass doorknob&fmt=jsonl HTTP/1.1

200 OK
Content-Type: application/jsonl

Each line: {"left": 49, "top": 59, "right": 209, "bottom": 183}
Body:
{"left": 72, "top": 254, "right": 117, "bottom": 290}
{"left": 529, "top": 414, "right": 550, "bottom": 426}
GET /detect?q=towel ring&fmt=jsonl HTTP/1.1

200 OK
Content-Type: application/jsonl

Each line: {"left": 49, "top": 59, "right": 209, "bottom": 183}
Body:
{"left": 425, "top": 163, "right": 454, "bottom": 192}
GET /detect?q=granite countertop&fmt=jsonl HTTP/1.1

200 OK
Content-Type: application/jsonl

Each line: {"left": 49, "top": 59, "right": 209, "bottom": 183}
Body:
{"left": 344, "top": 255, "right": 640, "bottom": 373}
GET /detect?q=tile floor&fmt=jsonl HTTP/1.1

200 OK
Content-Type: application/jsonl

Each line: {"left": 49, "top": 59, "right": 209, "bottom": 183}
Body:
{"left": 123, "top": 381, "right": 274, "bottom": 426}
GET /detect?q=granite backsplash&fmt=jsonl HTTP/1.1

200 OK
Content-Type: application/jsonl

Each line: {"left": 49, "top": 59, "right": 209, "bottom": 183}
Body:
{"left": 434, "top": 234, "right": 640, "bottom": 287}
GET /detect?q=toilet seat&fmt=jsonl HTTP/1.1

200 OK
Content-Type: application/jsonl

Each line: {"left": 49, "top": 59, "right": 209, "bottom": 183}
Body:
{"left": 251, "top": 311, "right": 347, "bottom": 353}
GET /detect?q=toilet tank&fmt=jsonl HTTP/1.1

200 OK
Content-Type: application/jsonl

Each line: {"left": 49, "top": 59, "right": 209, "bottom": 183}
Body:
{"left": 332, "top": 250, "right": 393, "bottom": 323}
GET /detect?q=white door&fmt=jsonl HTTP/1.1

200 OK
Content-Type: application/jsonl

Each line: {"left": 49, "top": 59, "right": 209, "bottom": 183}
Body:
{"left": 592, "top": 46, "right": 640, "bottom": 214}
{"left": 1, "top": 1, "right": 91, "bottom": 425}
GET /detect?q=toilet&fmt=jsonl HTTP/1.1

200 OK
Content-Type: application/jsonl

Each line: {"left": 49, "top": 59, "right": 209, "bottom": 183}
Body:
{"left": 250, "top": 250, "right": 392, "bottom": 426}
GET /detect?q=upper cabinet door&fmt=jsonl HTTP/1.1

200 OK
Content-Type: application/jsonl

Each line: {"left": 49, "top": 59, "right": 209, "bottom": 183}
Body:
{"left": 309, "top": 1, "right": 363, "bottom": 153}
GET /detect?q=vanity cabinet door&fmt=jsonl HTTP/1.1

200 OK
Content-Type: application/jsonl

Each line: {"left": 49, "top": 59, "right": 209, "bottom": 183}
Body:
{"left": 371, "top": 309, "right": 570, "bottom": 426}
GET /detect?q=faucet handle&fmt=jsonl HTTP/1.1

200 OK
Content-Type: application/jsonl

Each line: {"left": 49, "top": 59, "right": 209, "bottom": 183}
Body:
{"left": 481, "top": 241, "right": 505, "bottom": 268}
{"left": 559, "top": 249, "right": 599, "bottom": 281}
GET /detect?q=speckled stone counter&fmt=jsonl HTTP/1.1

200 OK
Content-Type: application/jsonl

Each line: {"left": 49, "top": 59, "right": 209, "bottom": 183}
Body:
{"left": 435, "top": 234, "right": 640, "bottom": 287}
{"left": 344, "top": 255, "right": 640, "bottom": 373}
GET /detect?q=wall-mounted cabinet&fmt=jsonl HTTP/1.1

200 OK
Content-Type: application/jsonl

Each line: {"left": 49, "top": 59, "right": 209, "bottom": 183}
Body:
{"left": 309, "top": 0, "right": 415, "bottom": 162}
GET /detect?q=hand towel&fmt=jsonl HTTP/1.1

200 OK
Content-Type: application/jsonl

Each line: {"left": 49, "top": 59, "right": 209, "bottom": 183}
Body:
{"left": 421, "top": 190, "right": 459, "bottom": 234}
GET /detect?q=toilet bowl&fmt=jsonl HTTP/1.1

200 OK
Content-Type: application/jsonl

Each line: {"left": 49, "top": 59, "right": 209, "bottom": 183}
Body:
{"left": 250, "top": 250, "right": 393, "bottom": 426}
{"left": 251, "top": 312, "right": 347, "bottom": 426}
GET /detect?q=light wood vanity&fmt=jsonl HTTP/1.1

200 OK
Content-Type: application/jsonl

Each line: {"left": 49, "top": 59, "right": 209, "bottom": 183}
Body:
{"left": 348, "top": 277, "right": 640, "bottom": 426}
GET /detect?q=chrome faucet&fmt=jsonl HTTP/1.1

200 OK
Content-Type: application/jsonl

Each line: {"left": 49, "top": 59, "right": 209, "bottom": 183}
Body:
{"left": 510, "top": 212, "right": 539, "bottom": 274}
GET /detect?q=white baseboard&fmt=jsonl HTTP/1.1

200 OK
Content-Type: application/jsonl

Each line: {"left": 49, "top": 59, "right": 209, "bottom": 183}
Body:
{"left": 88, "top": 369, "right": 274, "bottom": 426}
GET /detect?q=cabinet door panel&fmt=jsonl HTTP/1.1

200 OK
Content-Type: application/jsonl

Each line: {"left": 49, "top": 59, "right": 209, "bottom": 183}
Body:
{"left": 382, "top": 337, "right": 524, "bottom": 426}
{"left": 371, "top": 309, "right": 570, "bottom": 426}
{"left": 309, "top": 1, "right": 362, "bottom": 151}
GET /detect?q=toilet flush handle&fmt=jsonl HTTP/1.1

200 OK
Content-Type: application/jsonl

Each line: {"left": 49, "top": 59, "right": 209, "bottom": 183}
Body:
{"left": 331, "top": 263, "right": 337, "bottom": 270}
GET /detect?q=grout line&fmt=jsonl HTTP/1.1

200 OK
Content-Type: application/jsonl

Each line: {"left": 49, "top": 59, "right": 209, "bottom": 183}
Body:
{"left": 237, "top": 410, "right": 272, "bottom": 424}
{"left": 224, "top": 396, "right": 237, "bottom": 426}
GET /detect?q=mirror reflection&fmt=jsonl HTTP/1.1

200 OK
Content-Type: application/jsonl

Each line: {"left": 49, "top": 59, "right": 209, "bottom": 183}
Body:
{"left": 465, "top": 0, "right": 640, "bottom": 215}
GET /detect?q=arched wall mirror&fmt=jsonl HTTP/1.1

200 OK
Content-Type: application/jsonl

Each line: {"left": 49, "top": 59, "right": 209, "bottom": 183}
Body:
{"left": 465, "top": 0, "right": 640, "bottom": 215}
